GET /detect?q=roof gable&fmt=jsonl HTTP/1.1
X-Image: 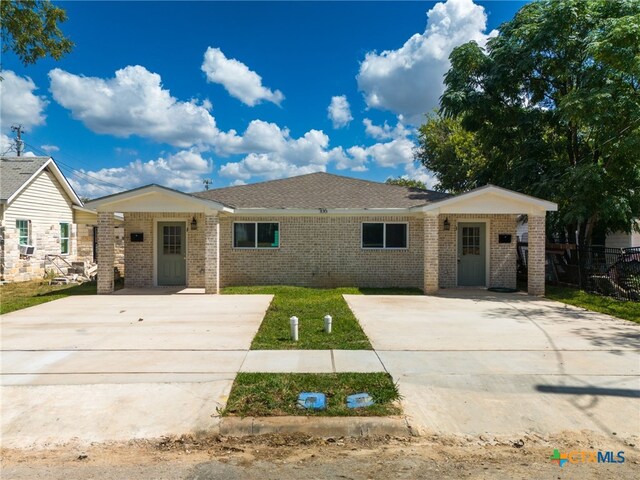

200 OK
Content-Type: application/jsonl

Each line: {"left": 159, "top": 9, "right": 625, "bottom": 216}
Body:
{"left": 84, "top": 184, "right": 232, "bottom": 213}
{"left": 414, "top": 185, "right": 557, "bottom": 214}
{"left": 0, "top": 156, "right": 82, "bottom": 207}
{"left": 194, "top": 172, "right": 450, "bottom": 209}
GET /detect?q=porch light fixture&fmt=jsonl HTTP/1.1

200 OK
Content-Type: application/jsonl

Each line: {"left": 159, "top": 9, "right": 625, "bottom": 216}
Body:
{"left": 443, "top": 217, "right": 450, "bottom": 231}
{"left": 190, "top": 216, "right": 198, "bottom": 231}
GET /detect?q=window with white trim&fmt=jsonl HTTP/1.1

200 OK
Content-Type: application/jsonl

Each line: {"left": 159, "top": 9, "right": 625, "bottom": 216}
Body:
{"left": 234, "top": 222, "right": 279, "bottom": 248}
{"left": 362, "top": 222, "right": 408, "bottom": 249}
{"left": 60, "top": 222, "right": 70, "bottom": 254}
{"left": 16, "top": 219, "right": 30, "bottom": 245}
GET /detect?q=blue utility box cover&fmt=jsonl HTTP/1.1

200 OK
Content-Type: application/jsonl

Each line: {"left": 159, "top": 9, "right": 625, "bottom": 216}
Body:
{"left": 297, "top": 392, "right": 326, "bottom": 410}
{"left": 346, "top": 393, "right": 374, "bottom": 409}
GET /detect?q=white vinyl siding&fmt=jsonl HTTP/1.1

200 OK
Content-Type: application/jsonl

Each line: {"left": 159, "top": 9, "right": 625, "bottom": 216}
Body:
{"left": 4, "top": 170, "right": 74, "bottom": 225}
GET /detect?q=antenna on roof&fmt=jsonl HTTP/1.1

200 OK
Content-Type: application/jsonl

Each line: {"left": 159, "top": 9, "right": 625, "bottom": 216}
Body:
{"left": 10, "top": 125, "right": 24, "bottom": 157}
{"left": 203, "top": 178, "right": 212, "bottom": 191}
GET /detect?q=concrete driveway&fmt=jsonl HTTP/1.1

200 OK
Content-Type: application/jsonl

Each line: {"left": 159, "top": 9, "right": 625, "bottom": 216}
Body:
{"left": 345, "top": 291, "right": 640, "bottom": 437}
{"left": 1, "top": 291, "right": 272, "bottom": 448}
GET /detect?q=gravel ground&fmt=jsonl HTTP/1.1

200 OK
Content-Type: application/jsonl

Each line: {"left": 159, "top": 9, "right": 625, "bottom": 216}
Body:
{"left": 2, "top": 431, "right": 639, "bottom": 479}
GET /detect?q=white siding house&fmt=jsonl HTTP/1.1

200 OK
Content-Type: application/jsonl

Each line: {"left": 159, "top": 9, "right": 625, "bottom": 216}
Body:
{"left": 1, "top": 156, "right": 83, "bottom": 282}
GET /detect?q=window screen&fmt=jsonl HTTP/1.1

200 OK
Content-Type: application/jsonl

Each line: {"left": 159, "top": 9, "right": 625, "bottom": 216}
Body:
{"left": 362, "top": 223, "right": 384, "bottom": 248}
{"left": 362, "top": 223, "right": 408, "bottom": 249}
{"left": 234, "top": 222, "right": 279, "bottom": 248}
{"left": 385, "top": 223, "right": 407, "bottom": 248}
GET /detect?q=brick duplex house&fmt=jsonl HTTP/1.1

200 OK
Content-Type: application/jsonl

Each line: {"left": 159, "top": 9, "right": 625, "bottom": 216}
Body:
{"left": 85, "top": 172, "right": 557, "bottom": 295}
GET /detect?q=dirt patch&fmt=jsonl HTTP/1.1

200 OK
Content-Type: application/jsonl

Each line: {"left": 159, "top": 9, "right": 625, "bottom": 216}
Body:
{"left": 2, "top": 431, "right": 638, "bottom": 479}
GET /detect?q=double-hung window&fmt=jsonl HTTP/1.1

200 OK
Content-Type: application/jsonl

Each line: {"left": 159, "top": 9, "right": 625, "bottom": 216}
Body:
{"left": 362, "top": 222, "right": 408, "bottom": 249}
{"left": 60, "top": 223, "right": 70, "bottom": 254}
{"left": 234, "top": 222, "right": 279, "bottom": 248}
{"left": 16, "top": 219, "right": 30, "bottom": 245}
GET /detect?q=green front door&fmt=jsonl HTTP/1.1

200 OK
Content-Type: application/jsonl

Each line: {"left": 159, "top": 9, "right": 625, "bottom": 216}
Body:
{"left": 157, "top": 222, "right": 186, "bottom": 286}
{"left": 457, "top": 222, "right": 486, "bottom": 286}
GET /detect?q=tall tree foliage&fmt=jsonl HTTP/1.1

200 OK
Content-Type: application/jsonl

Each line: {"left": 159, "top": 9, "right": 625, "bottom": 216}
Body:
{"left": 1, "top": 0, "right": 73, "bottom": 66}
{"left": 419, "top": 0, "right": 640, "bottom": 244}
{"left": 385, "top": 177, "right": 428, "bottom": 190}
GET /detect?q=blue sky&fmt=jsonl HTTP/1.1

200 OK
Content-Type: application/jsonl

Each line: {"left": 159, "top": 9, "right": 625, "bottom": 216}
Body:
{"left": 0, "top": 0, "right": 527, "bottom": 198}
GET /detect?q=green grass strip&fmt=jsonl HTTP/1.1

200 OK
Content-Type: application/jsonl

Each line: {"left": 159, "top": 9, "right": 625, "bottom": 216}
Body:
{"left": 0, "top": 281, "right": 97, "bottom": 315}
{"left": 223, "top": 372, "right": 401, "bottom": 417}
{"left": 223, "top": 286, "right": 375, "bottom": 350}
{"left": 546, "top": 285, "right": 640, "bottom": 324}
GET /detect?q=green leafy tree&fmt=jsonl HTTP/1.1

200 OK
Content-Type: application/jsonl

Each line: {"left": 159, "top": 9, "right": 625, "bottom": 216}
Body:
{"left": 385, "top": 177, "right": 428, "bottom": 190}
{"left": 424, "top": 0, "right": 640, "bottom": 244}
{"left": 415, "top": 113, "right": 487, "bottom": 194}
{"left": 1, "top": 0, "right": 73, "bottom": 66}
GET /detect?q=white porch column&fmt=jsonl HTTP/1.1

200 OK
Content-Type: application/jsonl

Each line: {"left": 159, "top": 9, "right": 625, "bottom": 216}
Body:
{"left": 424, "top": 214, "right": 439, "bottom": 295}
{"left": 97, "top": 211, "right": 115, "bottom": 294}
{"left": 528, "top": 214, "right": 546, "bottom": 296}
{"left": 204, "top": 214, "right": 219, "bottom": 294}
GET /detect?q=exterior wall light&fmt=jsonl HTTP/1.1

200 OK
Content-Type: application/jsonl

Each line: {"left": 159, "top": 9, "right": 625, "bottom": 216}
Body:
{"left": 443, "top": 217, "right": 450, "bottom": 231}
{"left": 191, "top": 216, "right": 198, "bottom": 230}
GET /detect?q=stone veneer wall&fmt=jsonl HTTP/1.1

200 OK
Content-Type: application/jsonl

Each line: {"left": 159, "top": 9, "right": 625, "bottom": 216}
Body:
{"left": 438, "top": 214, "right": 518, "bottom": 289}
{"left": 123, "top": 212, "right": 204, "bottom": 288}
{"left": 1, "top": 222, "right": 77, "bottom": 282}
{"left": 218, "top": 215, "right": 424, "bottom": 288}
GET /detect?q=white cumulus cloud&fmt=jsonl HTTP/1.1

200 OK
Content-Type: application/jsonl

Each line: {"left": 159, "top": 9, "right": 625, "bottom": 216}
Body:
{"left": 40, "top": 144, "right": 59, "bottom": 153}
{"left": 357, "top": 0, "right": 495, "bottom": 125}
{"left": 363, "top": 118, "right": 410, "bottom": 140}
{"left": 49, "top": 66, "right": 222, "bottom": 148}
{"left": 402, "top": 162, "right": 437, "bottom": 189}
{"left": 219, "top": 125, "right": 349, "bottom": 182}
{"left": 201, "top": 47, "right": 284, "bottom": 107}
{"left": 327, "top": 95, "right": 353, "bottom": 128}
{"left": 70, "top": 149, "right": 213, "bottom": 198}
{"left": 349, "top": 137, "right": 415, "bottom": 168}
{"left": 0, "top": 70, "right": 48, "bottom": 130}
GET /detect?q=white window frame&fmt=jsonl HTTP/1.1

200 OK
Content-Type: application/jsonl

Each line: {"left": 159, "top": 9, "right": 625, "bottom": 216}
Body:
{"left": 233, "top": 221, "right": 280, "bottom": 249}
{"left": 361, "top": 222, "right": 409, "bottom": 250}
{"left": 16, "top": 219, "right": 31, "bottom": 246}
{"left": 60, "top": 222, "right": 70, "bottom": 255}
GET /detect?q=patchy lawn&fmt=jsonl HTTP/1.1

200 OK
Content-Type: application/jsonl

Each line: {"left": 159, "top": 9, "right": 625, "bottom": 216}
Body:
{"left": 546, "top": 285, "right": 640, "bottom": 324}
{"left": 0, "top": 280, "right": 97, "bottom": 315}
{"left": 223, "top": 286, "right": 373, "bottom": 350}
{"left": 223, "top": 372, "right": 401, "bottom": 417}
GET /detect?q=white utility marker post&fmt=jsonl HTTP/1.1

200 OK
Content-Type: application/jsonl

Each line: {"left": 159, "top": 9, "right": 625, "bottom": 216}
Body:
{"left": 290, "top": 316, "right": 299, "bottom": 341}
{"left": 324, "top": 315, "right": 332, "bottom": 334}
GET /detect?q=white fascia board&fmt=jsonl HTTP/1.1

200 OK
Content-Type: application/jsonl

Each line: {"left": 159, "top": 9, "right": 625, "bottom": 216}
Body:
{"left": 72, "top": 205, "right": 124, "bottom": 221}
{"left": 231, "top": 207, "right": 415, "bottom": 216}
{"left": 7, "top": 158, "right": 83, "bottom": 207}
{"left": 411, "top": 186, "right": 558, "bottom": 213}
{"left": 85, "top": 185, "right": 232, "bottom": 213}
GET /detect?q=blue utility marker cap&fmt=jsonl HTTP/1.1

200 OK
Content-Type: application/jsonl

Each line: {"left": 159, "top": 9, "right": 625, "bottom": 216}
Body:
{"left": 297, "top": 392, "right": 326, "bottom": 410}
{"left": 346, "top": 393, "right": 374, "bottom": 409}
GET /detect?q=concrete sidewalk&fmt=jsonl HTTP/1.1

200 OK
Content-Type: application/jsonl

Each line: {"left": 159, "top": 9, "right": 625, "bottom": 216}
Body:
{"left": 241, "top": 350, "right": 384, "bottom": 373}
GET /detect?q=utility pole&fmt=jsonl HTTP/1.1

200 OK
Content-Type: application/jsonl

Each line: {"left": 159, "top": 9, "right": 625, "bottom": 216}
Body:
{"left": 203, "top": 179, "right": 212, "bottom": 191}
{"left": 11, "top": 125, "right": 24, "bottom": 157}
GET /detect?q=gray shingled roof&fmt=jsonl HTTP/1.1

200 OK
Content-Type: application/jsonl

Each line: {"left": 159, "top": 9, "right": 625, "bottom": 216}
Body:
{"left": 0, "top": 156, "right": 50, "bottom": 202}
{"left": 193, "top": 172, "right": 450, "bottom": 209}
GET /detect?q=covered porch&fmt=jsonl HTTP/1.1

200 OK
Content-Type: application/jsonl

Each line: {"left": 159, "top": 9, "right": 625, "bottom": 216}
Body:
{"left": 418, "top": 185, "right": 557, "bottom": 296}
{"left": 84, "top": 185, "right": 231, "bottom": 294}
